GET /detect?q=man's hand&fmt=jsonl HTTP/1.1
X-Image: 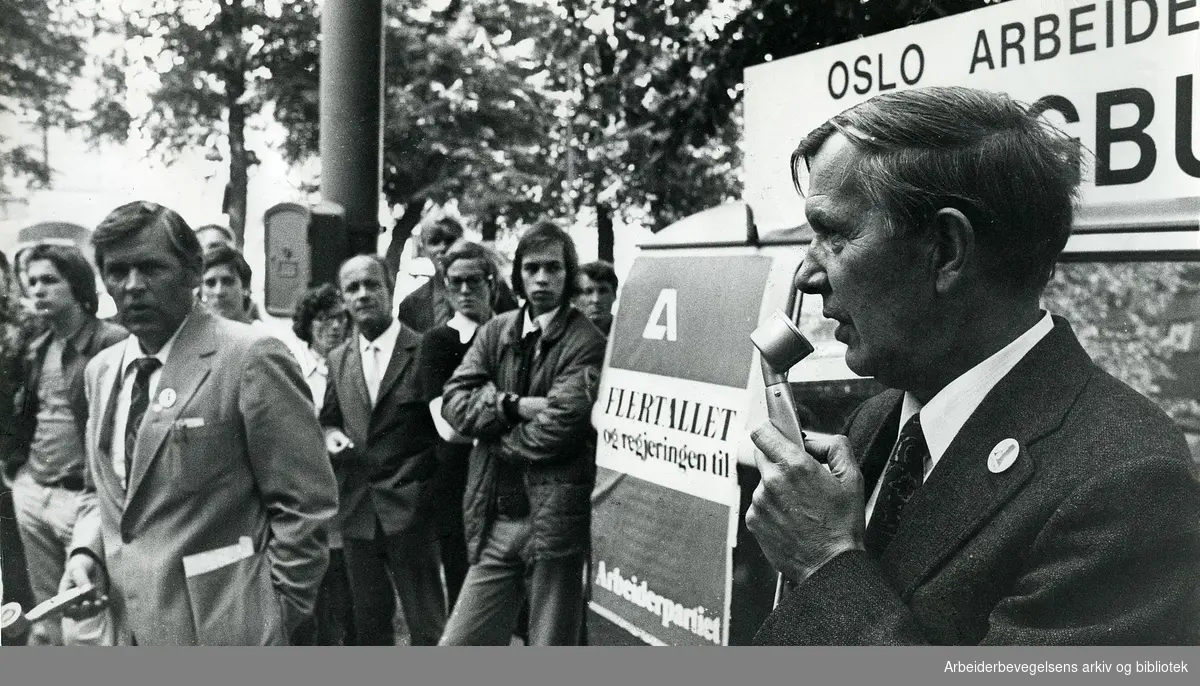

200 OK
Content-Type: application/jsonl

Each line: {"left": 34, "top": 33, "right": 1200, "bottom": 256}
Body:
{"left": 58, "top": 553, "right": 110, "bottom": 620}
{"left": 746, "top": 422, "right": 866, "bottom": 585}
{"left": 517, "top": 397, "right": 549, "bottom": 420}
{"left": 323, "top": 428, "right": 355, "bottom": 456}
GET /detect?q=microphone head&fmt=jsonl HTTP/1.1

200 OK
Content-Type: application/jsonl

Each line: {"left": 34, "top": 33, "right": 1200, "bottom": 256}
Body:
{"left": 751, "top": 310, "right": 814, "bottom": 371}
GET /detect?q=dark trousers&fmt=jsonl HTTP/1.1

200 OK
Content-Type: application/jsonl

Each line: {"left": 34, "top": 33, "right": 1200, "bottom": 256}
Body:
{"left": 440, "top": 526, "right": 470, "bottom": 612}
{"left": 292, "top": 548, "right": 356, "bottom": 646}
{"left": 343, "top": 521, "right": 447, "bottom": 646}
{"left": 1, "top": 488, "right": 34, "bottom": 645}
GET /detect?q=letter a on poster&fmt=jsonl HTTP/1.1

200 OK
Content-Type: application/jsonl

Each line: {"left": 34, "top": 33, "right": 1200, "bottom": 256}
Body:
{"left": 642, "top": 289, "right": 678, "bottom": 341}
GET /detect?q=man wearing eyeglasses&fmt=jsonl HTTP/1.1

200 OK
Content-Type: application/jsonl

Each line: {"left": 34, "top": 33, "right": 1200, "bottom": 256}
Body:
{"left": 397, "top": 215, "right": 518, "bottom": 333}
{"left": 746, "top": 87, "right": 1200, "bottom": 645}
{"left": 416, "top": 241, "right": 504, "bottom": 613}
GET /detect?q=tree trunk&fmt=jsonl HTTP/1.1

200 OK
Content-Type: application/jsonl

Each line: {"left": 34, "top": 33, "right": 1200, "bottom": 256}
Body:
{"left": 227, "top": 111, "right": 248, "bottom": 247}
{"left": 597, "top": 203, "right": 614, "bottom": 263}
{"left": 383, "top": 201, "right": 420, "bottom": 277}
{"left": 223, "top": 0, "right": 249, "bottom": 247}
{"left": 480, "top": 213, "right": 499, "bottom": 244}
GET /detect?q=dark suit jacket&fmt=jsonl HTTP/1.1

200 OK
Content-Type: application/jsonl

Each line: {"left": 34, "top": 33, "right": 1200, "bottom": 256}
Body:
{"left": 320, "top": 321, "right": 440, "bottom": 540}
{"left": 754, "top": 317, "right": 1200, "bottom": 645}
{"left": 2, "top": 316, "right": 127, "bottom": 481}
{"left": 73, "top": 308, "right": 338, "bottom": 645}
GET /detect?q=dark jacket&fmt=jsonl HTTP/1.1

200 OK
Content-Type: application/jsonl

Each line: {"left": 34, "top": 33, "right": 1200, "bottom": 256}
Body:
{"left": 442, "top": 304, "right": 605, "bottom": 563}
{"left": 753, "top": 318, "right": 1200, "bottom": 645}
{"left": 2, "top": 316, "right": 127, "bottom": 481}
{"left": 320, "top": 322, "right": 441, "bottom": 540}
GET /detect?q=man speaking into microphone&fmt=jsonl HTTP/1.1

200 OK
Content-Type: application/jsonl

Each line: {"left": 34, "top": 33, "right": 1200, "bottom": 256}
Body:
{"left": 747, "top": 86, "right": 1200, "bottom": 645}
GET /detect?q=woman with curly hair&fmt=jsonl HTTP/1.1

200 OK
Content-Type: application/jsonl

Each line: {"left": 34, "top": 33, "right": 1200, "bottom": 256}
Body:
{"left": 290, "top": 283, "right": 355, "bottom": 645}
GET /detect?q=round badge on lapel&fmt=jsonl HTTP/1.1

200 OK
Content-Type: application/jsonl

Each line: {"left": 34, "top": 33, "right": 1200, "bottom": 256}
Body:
{"left": 158, "top": 388, "right": 177, "bottom": 410}
{"left": 988, "top": 438, "right": 1020, "bottom": 474}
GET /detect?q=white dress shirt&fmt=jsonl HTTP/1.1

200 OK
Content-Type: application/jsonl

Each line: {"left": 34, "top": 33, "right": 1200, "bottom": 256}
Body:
{"left": 446, "top": 312, "right": 481, "bottom": 344}
{"left": 523, "top": 306, "right": 560, "bottom": 339}
{"left": 864, "top": 312, "right": 1054, "bottom": 524}
{"left": 111, "top": 317, "right": 188, "bottom": 487}
{"left": 297, "top": 345, "right": 329, "bottom": 413}
{"left": 360, "top": 319, "right": 401, "bottom": 406}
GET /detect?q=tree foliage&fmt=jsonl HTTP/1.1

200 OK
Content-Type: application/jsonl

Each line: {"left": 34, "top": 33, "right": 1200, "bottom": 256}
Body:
{"left": 1044, "top": 262, "right": 1200, "bottom": 435}
{"left": 83, "top": 0, "right": 319, "bottom": 244}
{"left": 0, "top": 0, "right": 88, "bottom": 190}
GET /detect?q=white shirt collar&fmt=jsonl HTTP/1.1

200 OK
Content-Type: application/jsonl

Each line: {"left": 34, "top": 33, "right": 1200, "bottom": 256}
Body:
{"left": 119, "top": 313, "right": 189, "bottom": 377}
{"left": 359, "top": 318, "right": 401, "bottom": 354}
{"left": 523, "top": 306, "right": 561, "bottom": 338}
{"left": 298, "top": 345, "right": 327, "bottom": 378}
{"left": 900, "top": 312, "right": 1055, "bottom": 466}
{"left": 447, "top": 312, "right": 481, "bottom": 344}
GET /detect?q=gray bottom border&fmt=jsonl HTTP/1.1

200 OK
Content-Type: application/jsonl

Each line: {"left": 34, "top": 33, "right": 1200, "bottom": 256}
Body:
{"left": 2, "top": 646, "right": 1196, "bottom": 686}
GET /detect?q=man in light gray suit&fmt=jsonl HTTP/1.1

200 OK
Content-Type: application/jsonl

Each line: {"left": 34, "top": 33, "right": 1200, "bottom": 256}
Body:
{"left": 59, "top": 201, "right": 338, "bottom": 645}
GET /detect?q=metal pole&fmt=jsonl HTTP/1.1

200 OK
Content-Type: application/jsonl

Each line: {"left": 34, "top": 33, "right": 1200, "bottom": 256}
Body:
{"left": 319, "top": 0, "right": 385, "bottom": 258}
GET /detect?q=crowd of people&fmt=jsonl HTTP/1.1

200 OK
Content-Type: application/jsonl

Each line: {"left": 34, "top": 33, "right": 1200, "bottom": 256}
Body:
{"left": 2, "top": 86, "right": 1198, "bottom": 646}
{"left": 0, "top": 199, "right": 620, "bottom": 646}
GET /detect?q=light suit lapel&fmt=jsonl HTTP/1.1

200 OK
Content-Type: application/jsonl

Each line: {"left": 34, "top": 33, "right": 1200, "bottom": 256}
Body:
{"left": 90, "top": 352, "right": 124, "bottom": 491}
{"left": 126, "top": 312, "right": 217, "bottom": 503}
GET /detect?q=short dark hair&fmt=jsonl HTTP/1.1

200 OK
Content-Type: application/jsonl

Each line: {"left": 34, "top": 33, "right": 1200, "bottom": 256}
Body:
{"left": 92, "top": 201, "right": 203, "bottom": 276}
{"left": 23, "top": 243, "right": 100, "bottom": 316}
{"left": 292, "top": 283, "right": 346, "bottom": 345}
{"left": 579, "top": 260, "right": 618, "bottom": 292}
{"left": 421, "top": 215, "right": 465, "bottom": 241}
{"left": 337, "top": 253, "right": 395, "bottom": 294}
{"left": 794, "top": 86, "right": 1081, "bottom": 295}
{"left": 194, "top": 223, "right": 236, "bottom": 244}
{"left": 511, "top": 220, "right": 581, "bottom": 304}
{"left": 203, "top": 244, "right": 253, "bottom": 287}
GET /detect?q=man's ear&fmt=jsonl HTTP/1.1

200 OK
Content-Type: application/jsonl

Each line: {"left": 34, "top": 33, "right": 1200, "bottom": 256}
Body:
{"left": 929, "top": 207, "right": 975, "bottom": 294}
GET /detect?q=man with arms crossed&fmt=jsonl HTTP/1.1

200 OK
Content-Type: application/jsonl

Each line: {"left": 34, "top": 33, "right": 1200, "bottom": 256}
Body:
{"left": 59, "top": 201, "right": 337, "bottom": 645}
{"left": 747, "top": 87, "right": 1200, "bottom": 645}
{"left": 440, "top": 221, "right": 605, "bottom": 645}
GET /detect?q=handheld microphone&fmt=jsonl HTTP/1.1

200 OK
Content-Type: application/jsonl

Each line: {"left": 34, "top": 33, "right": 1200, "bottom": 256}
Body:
{"left": 750, "top": 310, "right": 814, "bottom": 447}
{"left": 750, "top": 310, "right": 815, "bottom": 608}
{"left": 1, "top": 583, "right": 96, "bottom": 640}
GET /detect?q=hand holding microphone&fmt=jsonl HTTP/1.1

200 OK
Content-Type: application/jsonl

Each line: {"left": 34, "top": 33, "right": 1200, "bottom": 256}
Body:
{"left": 750, "top": 310, "right": 814, "bottom": 449}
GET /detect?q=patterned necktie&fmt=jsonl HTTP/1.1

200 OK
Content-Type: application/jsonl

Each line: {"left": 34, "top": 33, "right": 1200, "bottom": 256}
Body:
{"left": 517, "top": 327, "right": 542, "bottom": 395}
{"left": 124, "top": 357, "right": 162, "bottom": 488}
{"left": 864, "top": 413, "right": 928, "bottom": 556}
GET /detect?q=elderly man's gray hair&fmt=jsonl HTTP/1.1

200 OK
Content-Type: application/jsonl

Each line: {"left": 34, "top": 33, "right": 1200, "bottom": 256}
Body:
{"left": 793, "top": 86, "right": 1081, "bottom": 295}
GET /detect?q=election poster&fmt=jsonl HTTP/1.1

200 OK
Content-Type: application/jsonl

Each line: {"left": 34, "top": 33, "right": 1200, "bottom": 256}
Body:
{"left": 590, "top": 254, "right": 773, "bottom": 646}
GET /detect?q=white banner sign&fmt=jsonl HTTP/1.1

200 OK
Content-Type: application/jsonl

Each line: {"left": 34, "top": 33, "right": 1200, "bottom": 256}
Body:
{"left": 745, "top": 0, "right": 1200, "bottom": 233}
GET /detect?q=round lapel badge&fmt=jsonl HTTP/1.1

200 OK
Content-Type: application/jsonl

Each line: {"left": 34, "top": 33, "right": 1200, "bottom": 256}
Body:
{"left": 988, "top": 438, "right": 1020, "bottom": 474}
{"left": 158, "top": 388, "right": 177, "bottom": 410}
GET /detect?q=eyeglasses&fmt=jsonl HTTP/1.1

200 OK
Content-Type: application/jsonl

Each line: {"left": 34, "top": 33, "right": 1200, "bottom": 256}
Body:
{"left": 445, "top": 274, "right": 492, "bottom": 291}
{"left": 313, "top": 312, "right": 347, "bottom": 327}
